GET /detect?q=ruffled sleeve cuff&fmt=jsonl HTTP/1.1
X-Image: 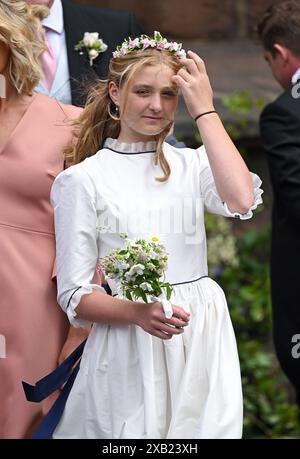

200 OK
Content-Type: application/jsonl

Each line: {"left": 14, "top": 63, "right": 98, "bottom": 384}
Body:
{"left": 222, "top": 173, "right": 263, "bottom": 220}
{"left": 66, "top": 284, "right": 106, "bottom": 328}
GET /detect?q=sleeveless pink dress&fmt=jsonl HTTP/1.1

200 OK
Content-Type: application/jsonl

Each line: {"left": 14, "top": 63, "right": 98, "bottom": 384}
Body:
{"left": 0, "top": 93, "right": 82, "bottom": 438}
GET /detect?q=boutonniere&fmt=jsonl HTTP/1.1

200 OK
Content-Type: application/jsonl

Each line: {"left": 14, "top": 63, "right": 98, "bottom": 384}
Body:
{"left": 74, "top": 32, "right": 108, "bottom": 66}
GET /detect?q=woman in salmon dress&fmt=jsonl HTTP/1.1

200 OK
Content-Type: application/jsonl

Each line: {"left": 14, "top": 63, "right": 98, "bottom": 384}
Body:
{"left": 0, "top": 1, "right": 82, "bottom": 438}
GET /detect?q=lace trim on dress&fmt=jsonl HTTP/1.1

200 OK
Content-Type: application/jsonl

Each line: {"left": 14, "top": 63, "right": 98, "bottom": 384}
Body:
{"left": 222, "top": 173, "right": 263, "bottom": 220}
{"left": 104, "top": 137, "right": 157, "bottom": 154}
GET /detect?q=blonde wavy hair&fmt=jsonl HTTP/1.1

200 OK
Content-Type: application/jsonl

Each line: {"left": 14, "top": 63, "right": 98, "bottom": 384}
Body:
{"left": 64, "top": 48, "right": 184, "bottom": 182}
{"left": 0, "top": 0, "right": 49, "bottom": 95}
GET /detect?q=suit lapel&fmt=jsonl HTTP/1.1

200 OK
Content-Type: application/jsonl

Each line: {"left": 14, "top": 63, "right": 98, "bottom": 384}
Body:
{"left": 61, "top": 0, "right": 107, "bottom": 105}
{"left": 62, "top": 0, "right": 86, "bottom": 91}
{"left": 61, "top": 0, "right": 143, "bottom": 105}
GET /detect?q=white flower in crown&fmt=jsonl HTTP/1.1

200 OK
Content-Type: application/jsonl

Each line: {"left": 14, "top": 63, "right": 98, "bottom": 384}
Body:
{"left": 112, "top": 31, "right": 186, "bottom": 60}
{"left": 75, "top": 32, "right": 108, "bottom": 66}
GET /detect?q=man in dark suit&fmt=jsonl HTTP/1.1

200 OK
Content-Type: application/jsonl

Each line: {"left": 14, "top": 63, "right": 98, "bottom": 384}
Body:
{"left": 258, "top": 0, "right": 300, "bottom": 410}
{"left": 29, "top": 0, "right": 142, "bottom": 106}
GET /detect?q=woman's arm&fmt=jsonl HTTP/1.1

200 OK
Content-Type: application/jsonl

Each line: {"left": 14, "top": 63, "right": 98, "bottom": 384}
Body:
{"left": 172, "top": 51, "right": 254, "bottom": 214}
{"left": 58, "top": 325, "right": 91, "bottom": 365}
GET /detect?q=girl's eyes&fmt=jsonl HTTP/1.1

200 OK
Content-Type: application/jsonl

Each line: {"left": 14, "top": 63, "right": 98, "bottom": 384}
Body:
{"left": 134, "top": 90, "right": 177, "bottom": 97}
{"left": 162, "top": 91, "right": 177, "bottom": 97}
{"left": 135, "top": 90, "right": 149, "bottom": 96}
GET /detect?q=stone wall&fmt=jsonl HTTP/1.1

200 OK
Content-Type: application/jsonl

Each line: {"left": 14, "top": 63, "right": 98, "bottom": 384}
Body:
{"left": 73, "top": 0, "right": 277, "bottom": 39}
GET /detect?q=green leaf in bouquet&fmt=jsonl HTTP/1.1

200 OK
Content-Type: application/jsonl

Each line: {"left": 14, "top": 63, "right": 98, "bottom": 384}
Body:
{"left": 166, "top": 285, "right": 172, "bottom": 300}
{"left": 139, "top": 290, "right": 148, "bottom": 303}
{"left": 125, "top": 290, "right": 133, "bottom": 301}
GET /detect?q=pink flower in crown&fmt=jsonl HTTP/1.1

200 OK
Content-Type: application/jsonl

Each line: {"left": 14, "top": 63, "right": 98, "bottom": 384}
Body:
{"left": 129, "top": 38, "right": 139, "bottom": 49}
{"left": 156, "top": 42, "right": 165, "bottom": 50}
{"left": 141, "top": 37, "right": 152, "bottom": 49}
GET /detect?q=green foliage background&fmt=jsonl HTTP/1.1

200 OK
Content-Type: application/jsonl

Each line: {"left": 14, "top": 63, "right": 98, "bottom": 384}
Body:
{"left": 203, "top": 90, "right": 299, "bottom": 438}
{"left": 206, "top": 215, "right": 299, "bottom": 438}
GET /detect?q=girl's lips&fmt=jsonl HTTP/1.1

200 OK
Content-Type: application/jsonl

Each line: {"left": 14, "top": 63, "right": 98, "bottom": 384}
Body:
{"left": 142, "top": 116, "right": 162, "bottom": 120}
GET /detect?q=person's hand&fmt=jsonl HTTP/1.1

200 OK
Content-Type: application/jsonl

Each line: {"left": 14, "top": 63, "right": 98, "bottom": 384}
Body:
{"left": 135, "top": 301, "right": 190, "bottom": 340}
{"left": 172, "top": 50, "right": 214, "bottom": 119}
{"left": 57, "top": 325, "right": 90, "bottom": 365}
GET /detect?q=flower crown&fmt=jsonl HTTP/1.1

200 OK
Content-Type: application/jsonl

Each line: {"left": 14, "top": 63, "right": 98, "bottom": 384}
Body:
{"left": 112, "top": 31, "right": 186, "bottom": 59}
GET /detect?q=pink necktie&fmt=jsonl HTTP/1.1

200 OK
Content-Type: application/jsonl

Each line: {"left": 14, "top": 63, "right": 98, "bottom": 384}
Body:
{"left": 40, "top": 27, "right": 57, "bottom": 91}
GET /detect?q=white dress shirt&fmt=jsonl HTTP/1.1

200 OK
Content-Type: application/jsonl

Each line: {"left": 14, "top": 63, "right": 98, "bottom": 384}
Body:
{"left": 35, "top": 0, "right": 72, "bottom": 105}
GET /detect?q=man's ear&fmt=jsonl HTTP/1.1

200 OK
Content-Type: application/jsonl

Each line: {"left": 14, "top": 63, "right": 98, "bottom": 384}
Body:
{"left": 108, "top": 81, "right": 119, "bottom": 107}
{"left": 273, "top": 43, "right": 289, "bottom": 62}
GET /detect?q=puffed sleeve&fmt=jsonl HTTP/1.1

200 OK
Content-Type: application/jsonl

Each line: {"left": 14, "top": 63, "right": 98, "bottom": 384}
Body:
{"left": 197, "top": 145, "right": 263, "bottom": 219}
{"left": 51, "top": 166, "right": 105, "bottom": 328}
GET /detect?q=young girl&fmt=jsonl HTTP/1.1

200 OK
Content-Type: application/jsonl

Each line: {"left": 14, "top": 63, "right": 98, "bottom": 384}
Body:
{"left": 50, "top": 33, "right": 263, "bottom": 439}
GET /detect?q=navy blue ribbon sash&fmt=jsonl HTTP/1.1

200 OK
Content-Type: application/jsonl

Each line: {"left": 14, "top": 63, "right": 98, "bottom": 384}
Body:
{"left": 31, "top": 360, "right": 81, "bottom": 439}
{"left": 22, "top": 284, "right": 111, "bottom": 438}
{"left": 22, "top": 338, "right": 87, "bottom": 403}
{"left": 22, "top": 338, "right": 87, "bottom": 439}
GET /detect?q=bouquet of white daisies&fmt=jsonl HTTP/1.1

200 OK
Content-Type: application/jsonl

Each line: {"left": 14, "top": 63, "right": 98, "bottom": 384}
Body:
{"left": 100, "top": 234, "right": 173, "bottom": 305}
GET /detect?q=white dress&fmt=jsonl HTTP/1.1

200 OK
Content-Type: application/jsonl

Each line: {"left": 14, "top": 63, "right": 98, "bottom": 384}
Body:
{"left": 51, "top": 138, "right": 263, "bottom": 439}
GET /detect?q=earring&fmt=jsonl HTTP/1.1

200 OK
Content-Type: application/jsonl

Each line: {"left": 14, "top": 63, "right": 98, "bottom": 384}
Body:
{"left": 108, "top": 102, "right": 120, "bottom": 121}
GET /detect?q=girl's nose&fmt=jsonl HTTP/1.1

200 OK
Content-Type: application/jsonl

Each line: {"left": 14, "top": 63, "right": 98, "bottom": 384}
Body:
{"left": 149, "top": 94, "right": 162, "bottom": 112}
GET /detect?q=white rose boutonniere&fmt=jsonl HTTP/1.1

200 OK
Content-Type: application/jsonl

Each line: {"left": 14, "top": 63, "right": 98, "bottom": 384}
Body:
{"left": 75, "top": 32, "right": 108, "bottom": 66}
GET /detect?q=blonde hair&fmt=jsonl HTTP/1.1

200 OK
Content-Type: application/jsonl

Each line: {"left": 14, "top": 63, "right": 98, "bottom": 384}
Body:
{"left": 64, "top": 48, "right": 184, "bottom": 182}
{"left": 0, "top": 0, "right": 48, "bottom": 95}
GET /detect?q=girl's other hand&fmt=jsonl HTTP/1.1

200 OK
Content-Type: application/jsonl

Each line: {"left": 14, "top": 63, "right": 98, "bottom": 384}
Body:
{"left": 135, "top": 301, "right": 190, "bottom": 340}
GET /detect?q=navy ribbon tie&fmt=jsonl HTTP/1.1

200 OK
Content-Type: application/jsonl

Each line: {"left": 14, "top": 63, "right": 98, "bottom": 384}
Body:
{"left": 22, "top": 338, "right": 87, "bottom": 438}
{"left": 103, "top": 282, "right": 112, "bottom": 296}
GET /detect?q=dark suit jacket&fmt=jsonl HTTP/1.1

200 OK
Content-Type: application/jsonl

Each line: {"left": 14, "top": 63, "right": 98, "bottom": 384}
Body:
{"left": 62, "top": 0, "right": 143, "bottom": 106}
{"left": 260, "top": 84, "right": 300, "bottom": 395}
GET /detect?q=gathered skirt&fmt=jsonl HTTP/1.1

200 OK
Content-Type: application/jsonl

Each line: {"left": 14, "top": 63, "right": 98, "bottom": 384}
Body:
{"left": 53, "top": 277, "right": 243, "bottom": 439}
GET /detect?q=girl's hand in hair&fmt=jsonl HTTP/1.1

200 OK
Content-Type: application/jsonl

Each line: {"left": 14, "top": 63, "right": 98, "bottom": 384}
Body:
{"left": 172, "top": 50, "right": 214, "bottom": 119}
